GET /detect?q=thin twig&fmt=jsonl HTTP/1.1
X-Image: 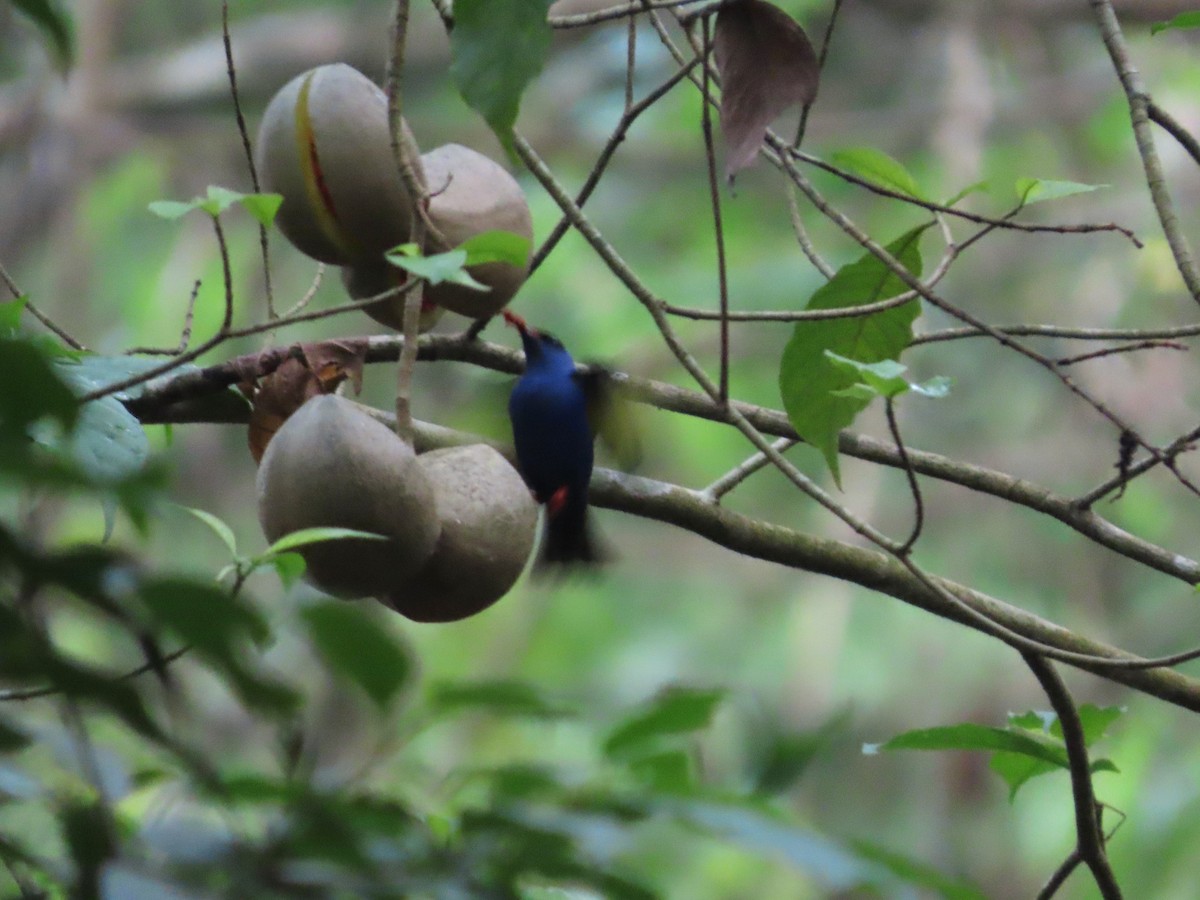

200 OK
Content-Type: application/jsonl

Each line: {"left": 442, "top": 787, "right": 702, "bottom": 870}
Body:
{"left": 281, "top": 264, "right": 325, "bottom": 318}
{"left": 786, "top": 183, "right": 834, "bottom": 278}
{"left": 702, "top": 438, "right": 796, "bottom": 503}
{"left": 1056, "top": 340, "right": 1187, "bottom": 366}
{"left": 1147, "top": 99, "right": 1200, "bottom": 168}
{"left": 793, "top": 0, "right": 842, "bottom": 148}
{"left": 127, "top": 280, "right": 200, "bottom": 356}
{"left": 528, "top": 59, "right": 698, "bottom": 274}
{"left": 914, "top": 322, "right": 1200, "bottom": 345}
{"left": 1023, "top": 653, "right": 1123, "bottom": 899}
{"left": 0, "top": 259, "right": 86, "bottom": 350}
{"left": 1090, "top": 0, "right": 1200, "bottom": 299}
{"left": 0, "top": 647, "right": 191, "bottom": 703}
{"left": 885, "top": 398, "right": 924, "bottom": 554}
{"left": 222, "top": 1, "right": 274, "bottom": 321}
{"left": 698, "top": 16, "right": 730, "bottom": 402}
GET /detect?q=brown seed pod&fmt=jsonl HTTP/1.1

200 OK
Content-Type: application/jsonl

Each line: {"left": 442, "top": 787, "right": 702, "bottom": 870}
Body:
{"left": 421, "top": 144, "right": 533, "bottom": 319}
{"left": 257, "top": 395, "right": 440, "bottom": 599}
{"left": 339, "top": 263, "right": 445, "bottom": 332}
{"left": 256, "top": 63, "right": 425, "bottom": 266}
{"left": 382, "top": 444, "right": 536, "bottom": 623}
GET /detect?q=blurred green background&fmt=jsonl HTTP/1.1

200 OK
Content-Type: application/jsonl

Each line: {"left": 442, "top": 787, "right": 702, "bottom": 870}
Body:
{"left": 4, "top": 0, "right": 1200, "bottom": 896}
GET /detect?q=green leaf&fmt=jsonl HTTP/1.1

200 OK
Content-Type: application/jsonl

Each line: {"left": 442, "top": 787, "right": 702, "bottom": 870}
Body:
{"left": 386, "top": 246, "right": 488, "bottom": 291}
{"left": 1152, "top": 11, "right": 1200, "bottom": 34}
{"left": 11, "top": 0, "right": 73, "bottom": 71}
{"left": 459, "top": 229, "right": 533, "bottom": 268}
{"left": 272, "top": 552, "right": 306, "bottom": 589}
{"left": 238, "top": 192, "right": 284, "bottom": 227}
{"left": 0, "top": 338, "right": 78, "bottom": 430}
{"left": 778, "top": 226, "right": 927, "bottom": 484}
{"left": 942, "top": 180, "right": 989, "bottom": 208}
{"left": 301, "top": 602, "right": 413, "bottom": 708}
{"left": 850, "top": 839, "right": 988, "bottom": 900}
{"left": 0, "top": 297, "right": 26, "bottom": 337}
{"left": 628, "top": 749, "right": 694, "bottom": 793}
{"left": 138, "top": 577, "right": 295, "bottom": 713}
{"left": 62, "top": 396, "right": 149, "bottom": 484}
{"left": 604, "top": 686, "right": 725, "bottom": 760}
{"left": 825, "top": 353, "right": 911, "bottom": 399}
{"left": 864, "top": 723, "right": 1070, "bottom": 767}
{"left": 259, "top": 526, "right": 388, "bottom": 561}
{"left": 138, "top": 577, "right": 269, "bottom": 649}
{"left": 659, "top": 797, "right": 876, "bottom": 890}
{"left": 204, "top": 185, "right": 246, "bottom": 215}
{"left": 912, "top": 376, "right": 952, "bottom": 398}
{"left": 450, "top": 0, "right": 553, "bottom": 158}
{"left": 147, "top": 200, "right": 198, "bottom": 220}
{"left": 179, "top": 505, "right": 238, "bottom": 557}
{"left": 428, "top": 679, "right": 573, "bottom": 719}
{"left": 830, "top": 147, "right": 925, "bottom": 200}
{"left": 1015, "top": 177, "right": 1105, "bottom": 206}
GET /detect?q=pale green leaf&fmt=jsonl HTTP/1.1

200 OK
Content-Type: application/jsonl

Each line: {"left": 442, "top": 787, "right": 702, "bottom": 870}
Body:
{"left": 830, "top": 147, "right": 925, "bottom": 200}
{"left": 1015, "top": 177, "right": 1105, "bottom": 206}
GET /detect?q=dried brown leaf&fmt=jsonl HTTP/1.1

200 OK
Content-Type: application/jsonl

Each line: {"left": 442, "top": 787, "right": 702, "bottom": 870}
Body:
{"left": 713, "top": 0, "right": 819, "bottom": 179}
{"left": 246, "top": 342, "right": 367, "bottom": 463}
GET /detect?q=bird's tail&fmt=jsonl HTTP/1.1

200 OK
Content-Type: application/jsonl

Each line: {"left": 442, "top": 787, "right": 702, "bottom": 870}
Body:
{"left": 536, "top": 503, "right": 607, "bottom": 570}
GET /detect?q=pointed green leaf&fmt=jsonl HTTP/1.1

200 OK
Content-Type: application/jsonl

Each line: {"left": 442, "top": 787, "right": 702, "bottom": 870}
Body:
{"left": 779, "top": 227, "right": 927, "bottom": 483}
{"left": 147, "top": 200, "right": 198, "bottom": 220}
{"left": 604, "top": 686, "right": 725, "bottom": 760}
{"left": 260, "top": 526, "right": 387, "bottom": 560}
{"left": 864, "top": 723, "right": 1069, "bottom": 767}
{"left": 205, "top": 185, "right": 246, "bottom": 215}
{"left": 1152, "top": 11, "right": 1200, "bottom": 35}
{"left": 450, "top": 0, "right": 553, "bottom": 157}
{"left": 179, "top": 506, "right": 238, "bottom": 557}
{"left": 238, "top": 192, "right": 284, "bottom": 227}
{"left": 1015, "top": 178, "right": 1104, "bottom": 206}
{"left": 830, "top": 147, "right": 925, "bottom": 200}
{"left": 459, "top": 229, "right": 532, "bottom": 268}
{"left": 386, "top": 246, "right": 488, "bottom": 290}
{"left": 428, "top": 680, "right": 573, "bottom": 719}
{"left": 301, "top": 602, "right": 413, "bottom": 708}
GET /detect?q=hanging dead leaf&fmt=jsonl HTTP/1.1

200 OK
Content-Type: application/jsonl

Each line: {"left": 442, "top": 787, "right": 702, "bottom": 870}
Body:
{"left": 246, "top": 341, "right": 368, "bottom": 463}
{"left": 713, "top": 0, "right": 819, "bottom": 179}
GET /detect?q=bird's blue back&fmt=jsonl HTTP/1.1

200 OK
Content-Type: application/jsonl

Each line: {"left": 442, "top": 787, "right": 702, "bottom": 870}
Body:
{"left": 508, "top": 336, "right": 594, "bottom": 506}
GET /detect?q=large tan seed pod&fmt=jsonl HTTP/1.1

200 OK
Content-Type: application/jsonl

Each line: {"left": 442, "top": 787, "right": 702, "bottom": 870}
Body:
{"left": 256, "top": 63, "right": 425, "bottom": 266}
{"left": 257, "top": 395, "right": 440, "bottom": 599}
{"left": 339, "top": 263, "right": 445, "bottom": 332}
{"left": 382, "top": 444, "right": 536, "bottom": 623}
{"left": 421, "top": 144, "right": 533, "bottom": 319}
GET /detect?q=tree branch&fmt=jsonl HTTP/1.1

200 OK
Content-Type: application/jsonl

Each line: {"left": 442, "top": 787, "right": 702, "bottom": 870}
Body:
{"left": 1023, "top": 653, "right": 1123, "bottom": 898}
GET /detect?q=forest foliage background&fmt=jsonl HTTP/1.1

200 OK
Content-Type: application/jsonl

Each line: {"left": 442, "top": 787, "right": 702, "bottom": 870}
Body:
{"left": 4, "top": 0, "right": 1200, "bottom": 897}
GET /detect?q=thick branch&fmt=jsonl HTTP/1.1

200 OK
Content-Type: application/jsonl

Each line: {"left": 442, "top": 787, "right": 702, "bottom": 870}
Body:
{"left": 123, "top": 334, "right": 1200, "bottom": 587}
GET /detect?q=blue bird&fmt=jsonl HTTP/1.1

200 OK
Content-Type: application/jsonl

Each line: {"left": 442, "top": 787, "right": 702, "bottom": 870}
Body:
{"left": 504, "top": 310, "right": 603, "bottom": 567}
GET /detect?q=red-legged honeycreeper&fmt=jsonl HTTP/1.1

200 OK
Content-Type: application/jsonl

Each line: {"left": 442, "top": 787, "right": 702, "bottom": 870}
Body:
{"left": 503, "top": 310, "right": 603, "bottom": 567}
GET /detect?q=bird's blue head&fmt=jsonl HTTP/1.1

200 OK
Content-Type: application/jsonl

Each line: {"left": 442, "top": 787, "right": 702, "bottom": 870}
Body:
{"left": 503, "top": 310, "right": 576, "bottom": 374}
